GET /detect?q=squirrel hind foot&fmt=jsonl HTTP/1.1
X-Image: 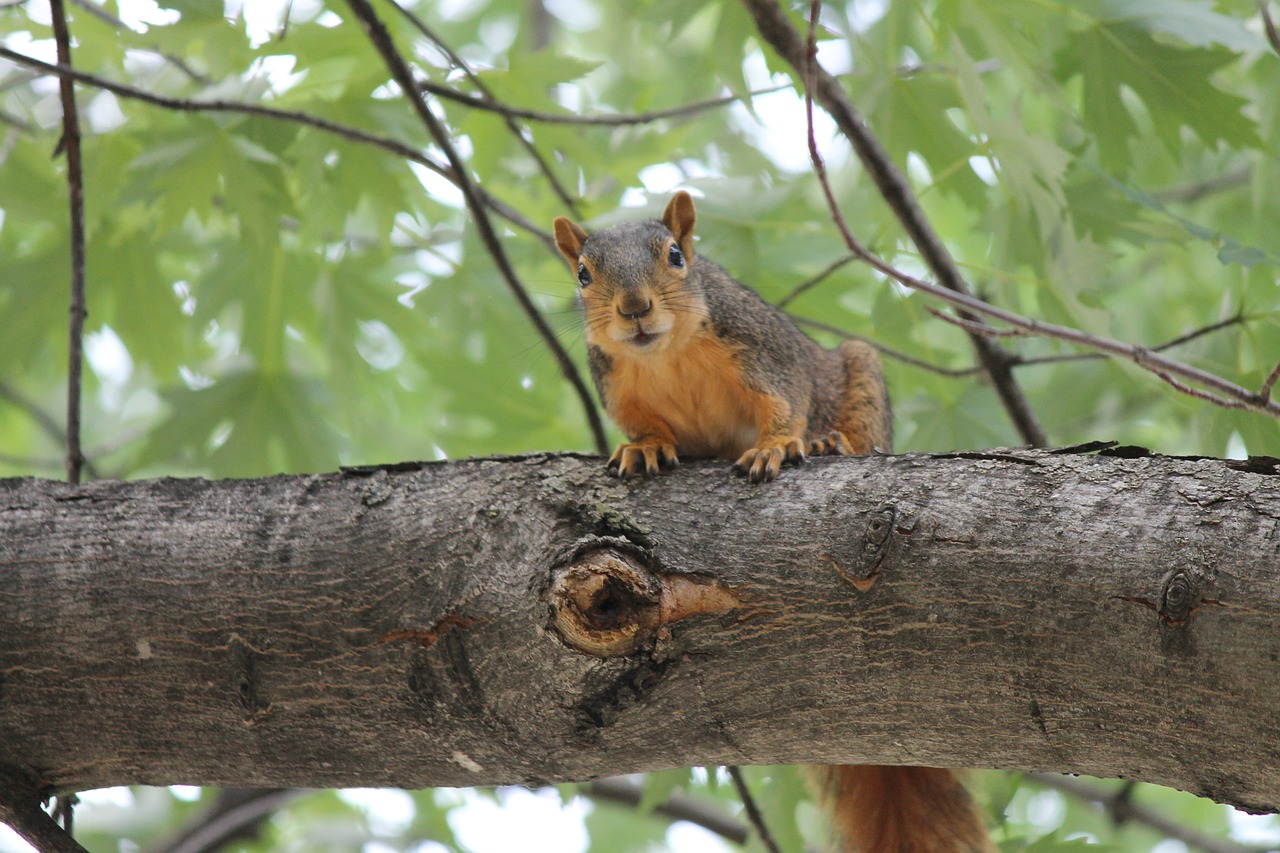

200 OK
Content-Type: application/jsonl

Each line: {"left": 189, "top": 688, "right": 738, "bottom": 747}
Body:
{"left": 809, "top": 431, "right": 852, "bottom": 457}
{"left": 607, "top": 440, "right": 679, "bottom": 478}
{"left": 733, "top": 437, "right": 806, "bottom": 483}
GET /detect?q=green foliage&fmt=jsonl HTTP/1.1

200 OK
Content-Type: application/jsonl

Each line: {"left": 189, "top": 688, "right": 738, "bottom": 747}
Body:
{"left": 1, "top": 0, "right": 1279, "bottom": 850}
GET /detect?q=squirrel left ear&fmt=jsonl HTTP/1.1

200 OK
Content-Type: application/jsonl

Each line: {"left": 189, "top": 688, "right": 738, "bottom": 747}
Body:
{"left": 662, "top": 191, "right": 696, "bottom": 260}
{"left": 553, "top": 216, "right": 589, "bottom": 268}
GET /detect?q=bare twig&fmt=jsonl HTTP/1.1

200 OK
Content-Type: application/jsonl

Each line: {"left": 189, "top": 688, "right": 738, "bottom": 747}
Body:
{"left": 793, "top": 317, "right": 981, "bottom": 377}
{"left": 926, "top": 306, "right": 1029, "bottom": 338}
{"left": 418, "top": 79, "right": 791, "bottom": 126}
{"left": 149, "top": 789, "right": 304, "bottom": 853}
{"left": 0, "top": 766, "right": 91, "bottom": 853}
{"left": 342, "top": 0, "right": 608, "bottom": 454}
{"left": 583, "top": 778, "right": 750, "bottom": 845}
{"left": 1027, "top": 774, "right": 1277, "bottom": 853}
{"left": 776, "top": 253, "right": 856, "bottom": 308}
{"left": 746, "top": 0, "right": 1049, "bottom": 446}
{"left": 727, "top": 766, "right": 783, "bottom": 853}
{"left": 1261, "top": 360, "right": 1280, "bottom": 404}
{"left": 387, "top": 0, "right": 580, "bottom": 216}
{"left": 0, "top": 47, "right": 554, "bottom": 244}
{"left": 1261, "top": 2, "right": 1280, "bottom": 57}
{"left": 48, "top": 0, "right": 87, "bottom": 485}
{"left": 0, "top": 380, "right": 100, "bottom": 478}
{"left": 1150, "top": 163, "right": 1252, "bottom": 204}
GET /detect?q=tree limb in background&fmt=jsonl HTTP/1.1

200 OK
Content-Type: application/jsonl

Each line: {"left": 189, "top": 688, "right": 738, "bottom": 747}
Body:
{"left": 1028, "top": 774, "right": 1277, "bottom": 853}
{"left": 418, "top": 79, "right": 790, "bottom": 126}
{"left": 387, "top": 0, "right": 581, "bottom": 216}
{"left": 0, "top": 380, "right": 100, "bottom": 479}
{"left": 345, "top": 0, "right": 611, "bottom": 454}
{"left": 748, "top": 2, "right": 1280, "bottom": 420}
{"left": 148, "top": 789, "right": 304, "bottom": 853}
{"left": 48, "top": 0, "right": 87, "bottom": 485}
{"left": 727, "top": 766, "right": 783, "bottom": 853}
{"left": 740, "top": 0, "right": 1049, "bottom": 447}
{"left": 583, "top": 778, "right": 751, "bottom": 846}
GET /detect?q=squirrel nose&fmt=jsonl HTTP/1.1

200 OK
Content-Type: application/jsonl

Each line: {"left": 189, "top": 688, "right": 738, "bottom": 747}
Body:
{"left": 617, "top": 299, "right": 653, "bottom": 320}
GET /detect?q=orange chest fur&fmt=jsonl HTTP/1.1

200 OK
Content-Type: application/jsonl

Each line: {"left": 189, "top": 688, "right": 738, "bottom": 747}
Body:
{"left": 599, "top": 330, "right": 765, "bottom": 459}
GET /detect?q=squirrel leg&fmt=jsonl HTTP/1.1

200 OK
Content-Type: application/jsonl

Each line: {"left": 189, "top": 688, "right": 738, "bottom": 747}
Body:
{"left": 732, "top": 397, "right": 807, "bottom": 483}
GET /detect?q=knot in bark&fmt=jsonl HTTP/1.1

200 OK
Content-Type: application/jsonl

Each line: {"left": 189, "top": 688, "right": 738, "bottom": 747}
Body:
{"left": 549, "top": 548, "right": 741, "bottom": 657}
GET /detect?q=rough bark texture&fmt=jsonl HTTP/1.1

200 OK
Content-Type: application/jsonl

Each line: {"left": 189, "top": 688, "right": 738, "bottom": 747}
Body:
{"left": 1, "top": 449, "right": 1278, "bottom": 813}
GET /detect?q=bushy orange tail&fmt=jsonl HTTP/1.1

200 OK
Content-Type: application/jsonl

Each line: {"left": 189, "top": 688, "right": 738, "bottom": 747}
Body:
{"left": 811, "top": 765, "right": 994, "bottom": 853}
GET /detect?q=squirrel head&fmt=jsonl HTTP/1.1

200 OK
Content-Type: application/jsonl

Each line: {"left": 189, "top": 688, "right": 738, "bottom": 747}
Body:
{"left": 553, "top": 191, "right": 706, "bottom": 356}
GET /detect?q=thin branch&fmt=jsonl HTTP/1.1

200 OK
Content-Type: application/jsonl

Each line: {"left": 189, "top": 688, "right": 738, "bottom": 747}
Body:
{"left": 149, "top": 789, "right": 304, "bottom": 853}
{"left": 776, "top": 253, "right": 856, "bottom": 308}
{"left": 1261, "top": 360, "right": 1280, "bottom": 404}
{"left": 0, "top": 47, "right": 555, "bottom": 245}
{"left": 727, "top": 766, "right": 783, "bottom": 853}
{"left": 744, "top": 0, "right": 1280, "bottom": 421}
{"left": 0, "top": 766, "right": 91, "bottom": 853}
{"left": 387, "top": 0, "right": 580, "bottom": 216}
{"left": 0, "top": 380, "right": 100, "bottom": 479}
{"left": 583, "top": 778, "right": 750, "bottom": 846}
{"left": 793, "top": 316, "right": 981, "bottom": 377}
{"left": 927, "top": 306, "right": 1029, "bottom": 338}
{"left": 1027, "top": 774, "right": 1277, "bottom": 853}
{"left": 751, "top": 0, "right": 1049, "bottom": 447}
{"left": 1261, "top": 2, "right": 1280, "bottom": 57}
{"left": 1150, "top": 163, "right": 1252, "bottom": 204}
{"left": 48, "top": 0, "right": 87, "bottom": 485}
{"left": 417, "top": 79, "right": 792, "bottom": 126}
{"left": 342, "top": 0, "right": 608, "bottom": 455}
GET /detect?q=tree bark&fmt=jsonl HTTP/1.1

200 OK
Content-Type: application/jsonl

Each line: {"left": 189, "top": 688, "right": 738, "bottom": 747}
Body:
{"left": 1, "top": 449, "right": 1278, "bottom": 813}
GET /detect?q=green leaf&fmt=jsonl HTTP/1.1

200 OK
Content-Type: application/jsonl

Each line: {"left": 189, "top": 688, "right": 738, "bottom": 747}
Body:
{"left": 1054, "top": 22, "right": 1262, "bottom": 170}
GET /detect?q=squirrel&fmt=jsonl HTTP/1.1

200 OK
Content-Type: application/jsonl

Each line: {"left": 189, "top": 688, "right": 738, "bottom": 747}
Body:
{"left": 554, "top": 191, "right": 992, "bottom": 852}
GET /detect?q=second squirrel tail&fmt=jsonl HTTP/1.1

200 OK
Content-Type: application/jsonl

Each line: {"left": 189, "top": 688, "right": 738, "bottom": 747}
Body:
{"left": 811, "top": 764, "right": 994, "bottom": 853}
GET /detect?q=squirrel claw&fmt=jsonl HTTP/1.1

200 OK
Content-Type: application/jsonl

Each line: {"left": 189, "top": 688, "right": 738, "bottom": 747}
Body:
{"left": 809, "top": 431, "right": 851, "bottom": 457}
{"left": 734, "top": 438, "right": 806, "bottom": 483}
{"left": 608, "top": 441, "right": 678, "bottom": 478}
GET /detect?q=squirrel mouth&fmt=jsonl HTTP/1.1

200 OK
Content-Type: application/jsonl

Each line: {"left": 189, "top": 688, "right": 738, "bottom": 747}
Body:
{"left": 628, "top": 328, "right": 662, "bottom": 347}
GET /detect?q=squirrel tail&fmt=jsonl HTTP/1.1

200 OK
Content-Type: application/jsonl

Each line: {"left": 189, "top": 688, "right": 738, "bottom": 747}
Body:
{"left": 811, "top": 764, "right": 994, "bottom": 853}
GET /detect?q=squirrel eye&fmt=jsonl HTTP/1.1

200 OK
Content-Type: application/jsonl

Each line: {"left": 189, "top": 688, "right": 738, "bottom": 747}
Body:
{"left": 576, "top": 264, "right": 592, "bottom": 287}
{"left": 667, "top": 243, "right": 684, "bottom": 268}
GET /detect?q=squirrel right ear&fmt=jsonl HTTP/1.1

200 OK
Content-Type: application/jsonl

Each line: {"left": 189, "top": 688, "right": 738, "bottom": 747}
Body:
{"left": 553, "top": 216, "right": 589, "bottom": 268}
{"left": 662, "top": 191, "right": 696, "bottom": 260}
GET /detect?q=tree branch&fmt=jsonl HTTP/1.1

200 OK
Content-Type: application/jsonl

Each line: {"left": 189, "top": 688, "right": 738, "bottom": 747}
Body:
{"left": 0, "top": 766, "right": 90, "bottom": 853}
{"left": 741, "top": 0, "right": 1048, "bottom": 447}
{"left": 48, "top": 0, "right": 86, "bottom": 486}
{"left": 727, "top": 766, "right": 782, "bottom": 853}
{"left": 583, "top": 778, "right": 750, "bottom": 846}
{"left": 341, "top": 0, "right": 607, "bottom": 454}
{"left": 2, "top": 450, "right": 1277, "bottom": 821}
{"left": 1028, "top": 774, "right": 1277, "bottom": 853}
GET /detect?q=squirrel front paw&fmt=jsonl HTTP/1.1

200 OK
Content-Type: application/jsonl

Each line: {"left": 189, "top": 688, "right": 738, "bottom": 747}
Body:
{"left": 607, "top": 439, "right": 679, "bottom": 478}
{"left": 733, "top": 437, "right": 806, "bottom": 483}
{"left": 809, "top": 430, "right": 851, "bottom": 456}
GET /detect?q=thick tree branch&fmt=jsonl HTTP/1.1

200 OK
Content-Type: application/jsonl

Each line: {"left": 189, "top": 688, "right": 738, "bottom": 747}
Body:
{"left": 342, "top": 0, "right": 607, "bottom": 454}
{"left": 0, "top": 766, "right": 89, "bottom": 853}
{"left": 1, "top": 451, "right": 1278, "bottom": 819}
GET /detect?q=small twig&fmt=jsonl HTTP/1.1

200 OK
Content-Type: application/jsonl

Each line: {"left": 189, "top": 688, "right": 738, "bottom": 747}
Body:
{"left": 343, "top": 0, "right": 608, "bottom": 455}
{"left": 418, "top": 79, "right": 792, "bottom": 126}
{"left": 1150, "top": 164, "right": 1252, "bottom": 204}
{"left": 793, "top": 317, "right": 981, "bottom": 377}
{"left": 1027, "top": 773, "right": 1276, "bottom": 853}
{"left": 0, "top": 380, "right": 100, "bottom": 478}
{"left": 48, "top": 0, "right": 87, "bottom": 486}
{"left": 583, "top": 778, "right": 749, "bottom": 845}
{"left": 776, "top": 253, "right": 856, "bottom": 308}
{"left": 387, "top": 0, "right": 579, "bottom": 216}
{"left": 1260, "top": 360, "right": 1280, "bottom": 405}
{"left": 727, "top": 766, "right": 783, "bottom": 853}
{"left": 148, "top": 788, "right": 303, "bottom": 853}
{"left": 1261, "top": 2, "right": 1280, "bottom": 57}
{"left": 0, "top": 766, "right": 91, "bottom": 853}
{"left": 926, "top": 306, "right": 1029, "bottom": 338}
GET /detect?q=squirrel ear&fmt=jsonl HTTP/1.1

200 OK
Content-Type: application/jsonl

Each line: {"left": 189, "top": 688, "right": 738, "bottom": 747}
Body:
{"left": 662, "top": 191, "right": 697, "bottom": 260}
{"left": 553, "top": 216, "right": 588, "bottom": 267}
